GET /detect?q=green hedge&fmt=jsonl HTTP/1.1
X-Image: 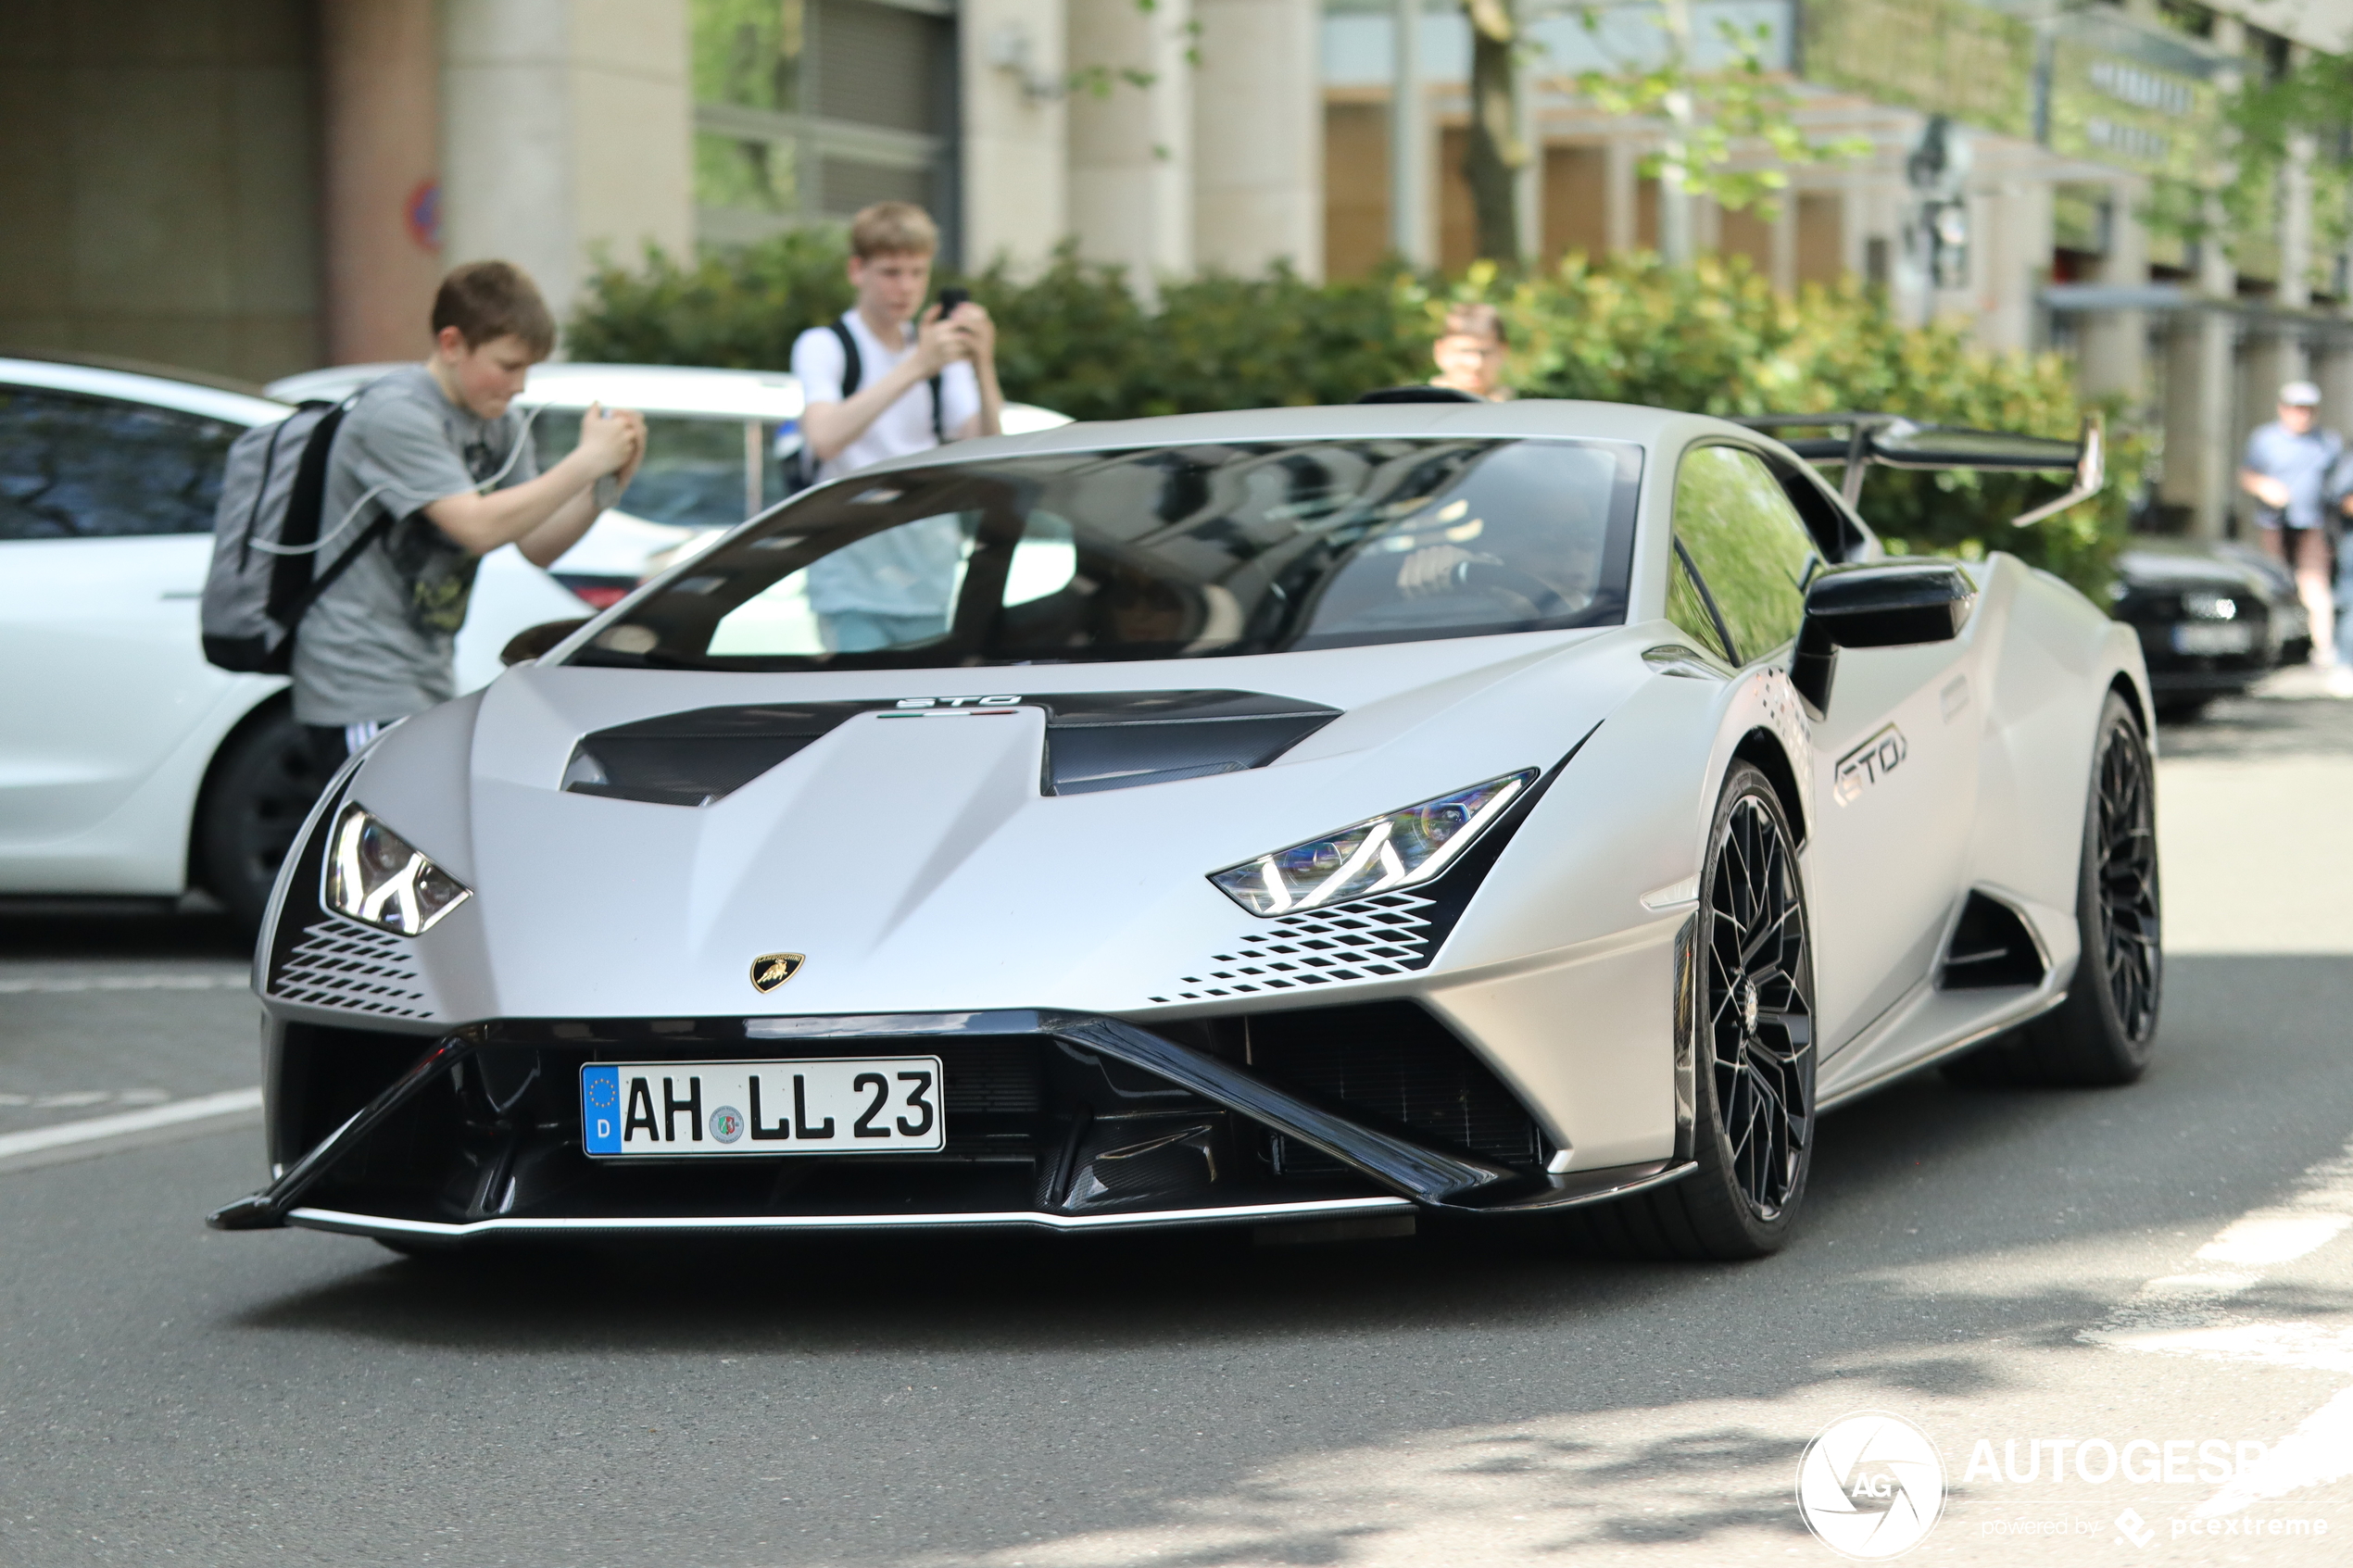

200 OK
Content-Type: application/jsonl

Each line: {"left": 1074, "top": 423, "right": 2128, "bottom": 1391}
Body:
{"left": 570, "top": 236, "right": 2125, "bottom": 593}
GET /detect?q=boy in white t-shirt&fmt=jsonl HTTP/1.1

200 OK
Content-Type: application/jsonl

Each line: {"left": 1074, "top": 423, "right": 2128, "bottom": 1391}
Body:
{"left": 790, "top": 202, "right": 1002, "bottom": 651}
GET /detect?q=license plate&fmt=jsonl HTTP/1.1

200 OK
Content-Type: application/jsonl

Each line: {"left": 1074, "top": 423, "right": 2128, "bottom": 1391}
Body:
{"left": 581, "top": 1058, "right": 944, "bottom": 1157}
{"left": 2172, "top": 621, "right": 2254, "bottom": 655}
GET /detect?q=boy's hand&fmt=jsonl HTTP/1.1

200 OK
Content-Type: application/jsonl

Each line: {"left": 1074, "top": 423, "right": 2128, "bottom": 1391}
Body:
{"left": 948, "top": 300, "right": 995, "bottom": 367}
{"left": 914, "top": 304, "right": 974, "bottom": 375}
{"left": 577, "top": 402, "right": 638, "bottom": 476}
{"left": 611, "top": 409, "right": 648, "bottom": 492}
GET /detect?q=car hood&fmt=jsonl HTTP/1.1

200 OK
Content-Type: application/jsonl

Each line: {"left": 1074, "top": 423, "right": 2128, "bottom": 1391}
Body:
{"left": 325, "top": 629, "right": 1650, "bottom": 1023}
{"left": 2116, "top": 545, "right": 2273, "bottom": 596}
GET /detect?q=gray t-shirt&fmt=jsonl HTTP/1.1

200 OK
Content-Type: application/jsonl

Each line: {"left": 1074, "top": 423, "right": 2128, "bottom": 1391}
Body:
{"left": 2243, "top": 420, "right": 2342, "bottom": 530}
{"left": 291, "top": 367, "right": 537, "bottom": 725}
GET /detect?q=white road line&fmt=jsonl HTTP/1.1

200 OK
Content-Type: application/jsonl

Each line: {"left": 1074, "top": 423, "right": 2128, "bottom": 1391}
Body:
{"left": 0, "top": 1087, "right": 262, "bottom": 1164}
{"left": 0, "top": 972, "right": 246, "bottom": 994}
{"left": 2083, "top": 1130, "right": 2353, "bottom": 1518}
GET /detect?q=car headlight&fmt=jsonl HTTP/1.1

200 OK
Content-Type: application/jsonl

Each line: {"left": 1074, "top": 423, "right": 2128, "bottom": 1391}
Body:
{"left": 323, "top": 804, "right": 472, "bottom": 935}
{"left": 1209, "top": 770, "right": 1536, "bottom": 916}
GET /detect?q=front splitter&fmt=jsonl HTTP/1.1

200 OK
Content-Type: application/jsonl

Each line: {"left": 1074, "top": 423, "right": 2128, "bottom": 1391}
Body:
{"left": 285, "top": 1194, "right": 1418, "bottom": 1242}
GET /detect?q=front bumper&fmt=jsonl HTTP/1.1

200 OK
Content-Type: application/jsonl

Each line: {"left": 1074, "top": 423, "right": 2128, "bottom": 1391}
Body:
{"left": 210, "top": 1007, "right": 1691, "bottom": 1241}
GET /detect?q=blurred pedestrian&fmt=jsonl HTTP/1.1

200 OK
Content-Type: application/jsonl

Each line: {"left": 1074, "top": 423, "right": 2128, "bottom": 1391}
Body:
{"left": 2240, "top": 379, "right": 2341, "bottom": 678}
{"left": 791, "top": 202, "right": 1003, "bottom": 652}
{"left": 1428, "top": 303, "right": 1514, "bottom": 401}
{"left": 296, "top": 261, "right": 645, "bottom": 771}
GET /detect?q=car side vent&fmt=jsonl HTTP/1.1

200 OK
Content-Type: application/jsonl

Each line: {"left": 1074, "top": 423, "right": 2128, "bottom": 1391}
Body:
{"left": 1241, "top": 999, "right": 1543, "bottom": 1173}
{"left": 1036, "top": 690, "right": 1339, "bottom": 796}
{"left": 1940, "top": 891, "right": 2046, "bottom": 989}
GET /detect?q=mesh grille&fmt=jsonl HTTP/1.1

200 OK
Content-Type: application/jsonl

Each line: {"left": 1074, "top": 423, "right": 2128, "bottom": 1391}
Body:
{"left": 268, "top": 918, "right": 437, "bottom": 1020}
{"left": 1150, "top": 893, "right": 1436, "bottom": 1004}
{"left": 1249, "top": 1000, "right": 1541, "bottom": 1173}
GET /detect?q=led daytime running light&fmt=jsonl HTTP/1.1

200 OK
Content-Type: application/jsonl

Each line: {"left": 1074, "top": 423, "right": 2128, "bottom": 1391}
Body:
{"left": 1209, "top": 770, "right": 1536, "bottom": 917}
{"left": 323, "top": 804, "right": 472, "bottom": 935}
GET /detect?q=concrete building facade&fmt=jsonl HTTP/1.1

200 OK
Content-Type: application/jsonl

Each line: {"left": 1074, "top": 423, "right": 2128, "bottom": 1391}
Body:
{"left": 1324, "top": 0, "right": 2353, "bottom": 539}
{"left": 0, "top": 0, "right": 1329, "bottom": 379}
{"left": 4, "top": 0, "right": 2346, "bottom": 542}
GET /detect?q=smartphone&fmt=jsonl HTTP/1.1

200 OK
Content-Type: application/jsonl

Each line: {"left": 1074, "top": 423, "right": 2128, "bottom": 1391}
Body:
{"left": 937, "top": 286, "right": 970, "bottom": 315}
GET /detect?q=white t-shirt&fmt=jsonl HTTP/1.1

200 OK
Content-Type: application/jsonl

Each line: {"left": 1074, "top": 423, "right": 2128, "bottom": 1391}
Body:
{"left": 789, "top": 310, "right": 983, "bottom": 483}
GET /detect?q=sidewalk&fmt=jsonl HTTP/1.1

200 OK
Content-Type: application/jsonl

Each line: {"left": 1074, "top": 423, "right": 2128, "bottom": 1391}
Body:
{"left": 2158, "top": 673, "right": 2353, "bottom": 954}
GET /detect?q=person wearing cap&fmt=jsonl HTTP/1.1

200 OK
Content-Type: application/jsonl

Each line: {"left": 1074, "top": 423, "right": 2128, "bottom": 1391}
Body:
{"left": 2241, "top": 380, "right": 2342, "bottom": 671}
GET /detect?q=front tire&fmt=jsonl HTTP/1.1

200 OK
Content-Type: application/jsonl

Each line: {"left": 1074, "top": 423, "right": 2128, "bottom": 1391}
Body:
{"left": 195, "top": 704, "right": 329, "bottom": 934}
{"left": 1572, "top": 762, "right": 1817, "bottom": 1261}
{"left": 1947, "top": 691, "right": 2160, "bottom": 1087}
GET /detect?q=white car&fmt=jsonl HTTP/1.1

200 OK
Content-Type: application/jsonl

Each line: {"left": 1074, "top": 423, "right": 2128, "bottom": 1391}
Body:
{"left": 267, "top": 362, "right": 1073, "bottom": 605}
{"left": 0, "top": 355, "right": 591, "bottom": 927}
{"left": 208, "top": 399, "right": 2157, "bottom": 1260}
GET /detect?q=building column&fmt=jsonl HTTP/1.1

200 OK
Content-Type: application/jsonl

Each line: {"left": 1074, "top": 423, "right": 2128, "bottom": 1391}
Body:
{"left": 1068, "top": 0, "right": 1193, "bottom": 296}
{"left": 438, "top": 0, "right": 692, "bottom": 333}
{"left": 321, "top": 1, "right": 443, "bottom": 365}
{"left": 2078, "top": 180, "right": 2148, "bottom": 412}
{"left": 2162, "top": 206, "right": 2240, "bottom": 540}
{"left": 1193, "top": 0, "right": 1323, "bottom": 277}
{"left": 1604, "top": 136, "right": 1639, "bottom": 256}
{"left": 961, "top": 0, "right": 1068, "bottom": 274}
{"left": 1390, "top": 0, "right": 1434, "bottom": 268}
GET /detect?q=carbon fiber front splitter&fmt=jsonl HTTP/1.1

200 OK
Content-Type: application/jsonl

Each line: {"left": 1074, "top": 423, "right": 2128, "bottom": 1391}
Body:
{"left": 208, "top": 1009, "right": 1692, "bottom": 1236}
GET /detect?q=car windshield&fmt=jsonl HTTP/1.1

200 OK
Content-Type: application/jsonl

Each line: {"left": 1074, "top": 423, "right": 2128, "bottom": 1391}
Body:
{"left": 535, "top": 411, "right": 788, "bottom": 531}
{"left": 561, "top": 436, "right": 1642, "bottom": 671}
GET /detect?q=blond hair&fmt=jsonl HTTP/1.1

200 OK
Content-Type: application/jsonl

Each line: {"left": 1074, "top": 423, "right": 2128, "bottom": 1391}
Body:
{"left": 849, "top": 201, "right": 939, "bottom": 260}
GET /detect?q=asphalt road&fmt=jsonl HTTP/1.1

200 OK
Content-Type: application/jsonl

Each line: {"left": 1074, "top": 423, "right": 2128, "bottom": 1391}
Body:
{"left": 7, "top": 685, "right": 2353, "bottom": 1567}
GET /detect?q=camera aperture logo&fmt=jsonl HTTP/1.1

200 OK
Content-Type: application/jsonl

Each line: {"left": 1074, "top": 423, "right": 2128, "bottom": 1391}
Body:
{"left": 1797, "top": 1411, "right": 1947, "bottom": 1560}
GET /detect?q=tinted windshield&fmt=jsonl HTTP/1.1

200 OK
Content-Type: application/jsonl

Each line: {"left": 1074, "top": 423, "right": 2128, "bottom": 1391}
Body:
{"left": 564, "top": 437, "right": 1641, "bottom": 671}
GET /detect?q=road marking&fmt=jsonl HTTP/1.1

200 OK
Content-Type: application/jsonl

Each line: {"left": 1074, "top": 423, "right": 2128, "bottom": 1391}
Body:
{"left": 0, "top": 1087, "right": 261, "bottom": 1168}
{"left": 0, "top": 972, "right": 246, "bottom": 994}
{"left": 2084, "top": 1130, "right": 2353, "bottom": 1518}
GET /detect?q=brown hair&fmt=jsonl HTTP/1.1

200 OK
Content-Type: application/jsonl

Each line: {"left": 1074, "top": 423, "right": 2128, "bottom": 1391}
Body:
{"left": 1441, "top": 302, "right": 1507, "bottom": 345}
{"left": 849, "top": 201, "right": 939, "bottom": 260}
{"left": 432, "top": 261, "right": 557, "bottom": 357}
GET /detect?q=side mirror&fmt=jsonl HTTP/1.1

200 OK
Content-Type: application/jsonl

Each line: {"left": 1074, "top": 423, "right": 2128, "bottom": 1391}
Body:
{"left": 500, "top": 618, "right": 591, "bottom": 667}
{"left": 1792, "top": 562, "right": 1976, "bottom": 713}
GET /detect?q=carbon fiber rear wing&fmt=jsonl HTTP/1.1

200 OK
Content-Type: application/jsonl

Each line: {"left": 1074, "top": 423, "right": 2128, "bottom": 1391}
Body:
{"left": 1730, "top": 412, "right": 2104, "bottom": 527}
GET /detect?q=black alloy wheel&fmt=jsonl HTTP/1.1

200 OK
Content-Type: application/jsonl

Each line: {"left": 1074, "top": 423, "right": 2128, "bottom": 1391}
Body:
{"left": 195, "top": 704, "right": 331, "bottom": 934}
{"left": 1570, "top": 762, "right": 1816, "bottom": 1260}
{"left": 1945, "top": 690, "right": 2161, "bottom": 1087}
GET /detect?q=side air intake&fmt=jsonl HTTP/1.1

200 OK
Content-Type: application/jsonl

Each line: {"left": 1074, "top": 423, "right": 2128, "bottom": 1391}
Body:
{"left": 1939, "top": 891, "right": 2046, "bottom": 990}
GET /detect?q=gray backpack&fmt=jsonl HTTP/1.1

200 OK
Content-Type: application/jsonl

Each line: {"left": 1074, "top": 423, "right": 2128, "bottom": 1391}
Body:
{"left": 200, "top": 398, "right": 389, "bottom": 674}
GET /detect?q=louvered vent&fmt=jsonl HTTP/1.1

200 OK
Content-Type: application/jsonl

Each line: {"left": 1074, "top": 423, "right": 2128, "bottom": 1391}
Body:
{"left": 268, "top": 917, "right": 438, "bottom": 1020}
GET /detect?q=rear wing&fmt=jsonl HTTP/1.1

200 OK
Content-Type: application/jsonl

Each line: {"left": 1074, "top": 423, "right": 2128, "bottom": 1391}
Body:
{"left": 1729, "top": 413, "right": 2104, "bottom": 528}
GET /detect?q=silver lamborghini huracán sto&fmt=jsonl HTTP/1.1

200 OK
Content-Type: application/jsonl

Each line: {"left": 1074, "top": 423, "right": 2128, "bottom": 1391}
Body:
{"left": 211, "top": 400, "right": 2157, "bottom": 1260}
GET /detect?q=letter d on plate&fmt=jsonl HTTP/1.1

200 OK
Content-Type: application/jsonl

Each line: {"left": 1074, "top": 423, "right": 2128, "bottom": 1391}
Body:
{"left": 581, "top": 1065, "right": 622, "bottom": 1154}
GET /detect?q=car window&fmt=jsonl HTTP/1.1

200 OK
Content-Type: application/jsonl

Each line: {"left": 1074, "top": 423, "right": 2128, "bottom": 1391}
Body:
{"left": 1666, "top": 544, "right": 1733, "bottom": 662}
{"left": 0, "top": 385, "right": 243, "bottom": 539}
{"left": 536, "top": 412, "right": 768, "bottom": 532}
{"left": 1768, "top": 454, "right": 1866, "bottom": 562}
{"left": 1671, "top": 445, "right": 1822, "bottom": 663}
{"left": 573, "top": 437, "right": 1643, "bottom": 671}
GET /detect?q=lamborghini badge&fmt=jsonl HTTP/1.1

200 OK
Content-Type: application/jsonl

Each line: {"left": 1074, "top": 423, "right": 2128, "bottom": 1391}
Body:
{"left": 749, "top": 953, "right": 806, "bottom": 993}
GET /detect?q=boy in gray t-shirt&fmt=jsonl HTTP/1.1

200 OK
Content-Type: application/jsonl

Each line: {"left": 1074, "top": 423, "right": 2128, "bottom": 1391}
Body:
{"left": 294, "top": 261, "right": 644, "bottom": 767}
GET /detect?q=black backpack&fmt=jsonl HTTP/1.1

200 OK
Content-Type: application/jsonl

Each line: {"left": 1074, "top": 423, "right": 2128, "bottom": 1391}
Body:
{"left": 787, "top": 320, "right": 944, "bottom": 492}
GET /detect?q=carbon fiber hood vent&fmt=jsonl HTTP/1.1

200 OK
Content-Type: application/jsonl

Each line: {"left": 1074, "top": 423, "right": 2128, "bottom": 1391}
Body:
{"left": 560, "top": 690, "right": 1340, "bottom": 807}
